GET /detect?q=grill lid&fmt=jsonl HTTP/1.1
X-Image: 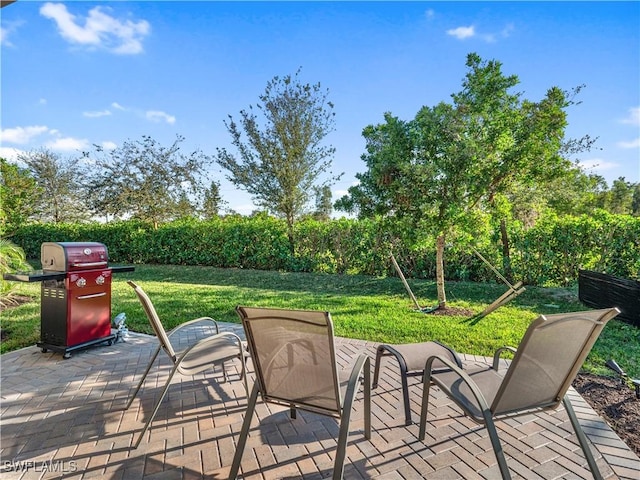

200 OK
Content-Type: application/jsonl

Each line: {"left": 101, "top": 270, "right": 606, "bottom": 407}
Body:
{"left": 41, "top": 242, "right": 109, "bottom": 272}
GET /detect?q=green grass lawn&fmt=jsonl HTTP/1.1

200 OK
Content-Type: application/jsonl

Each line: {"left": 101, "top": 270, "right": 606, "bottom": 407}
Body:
{"left": 2, "top": 264, "right": 638, "bottom": 377}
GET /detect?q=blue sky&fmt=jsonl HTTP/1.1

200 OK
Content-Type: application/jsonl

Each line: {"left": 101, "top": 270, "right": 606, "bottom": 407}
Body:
{"left": 2, "top": 1, "right": 639, "bottom": 215}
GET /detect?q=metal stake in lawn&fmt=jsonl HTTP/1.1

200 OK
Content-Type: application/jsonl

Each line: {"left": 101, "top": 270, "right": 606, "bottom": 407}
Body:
{"left": 606, "top": 359, "right": 640, "bottom": 399}
{"left": 471, "top": 247, "right": 526, "bottom": 320}
{"left": 390, "top": 254, "right": 438, "bottom": 313}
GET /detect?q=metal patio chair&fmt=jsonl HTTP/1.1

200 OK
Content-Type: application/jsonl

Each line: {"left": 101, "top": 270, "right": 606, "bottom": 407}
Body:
{"left": 418, "top": 307, "right": 620, "bottom": 480}
{"left": 228, "top": 306, "right": 371, "bottom": 480}
{"left": 372, "top": 341, "right": 463, "bottom": 425}
{"left": 125, "top": 281, "right": 248, "bottom": 449}
{"left": 371, "top": 342, "right": 462, "bottom": 425}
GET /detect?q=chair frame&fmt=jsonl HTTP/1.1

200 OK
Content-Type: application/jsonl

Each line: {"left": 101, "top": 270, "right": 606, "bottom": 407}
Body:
{"left": 372, "top": 341, "right": 462, "bottom": 425}
{"left": 418, "top": 307, "right": 620, "bottom": 480}
{"left": 228, "top": 306, "right": 371, "bottom": 480}
{"left": 126, "top": 281, "right": 248, "bottom": 449}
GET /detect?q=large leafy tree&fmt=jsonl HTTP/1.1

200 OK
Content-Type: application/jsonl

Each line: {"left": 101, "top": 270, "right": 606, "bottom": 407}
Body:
{"left": 15, "top": 149, "right": 88, "bottom": 224}
{"left": 337, "top": 53, "right": 576, "bottom": 310}
{"left": 603, "top": 177, "right": 636, "bottom": 214}
{"left": 313, "top": 185, "right": 333, "bottom": 220}
{"left": 216, "top": 68, "right": 340, "bottom": 252}
{"left": 201, "top": 181, "right": 225, "bottom": 219}
{"left": 632, "top": 184, "right": 640, "bottom": 216}
{"left": 0, "top": 158, "right": 42, "bottom": 234}
{"left": 86, "top": 135, "right": 212, "bottom": 228}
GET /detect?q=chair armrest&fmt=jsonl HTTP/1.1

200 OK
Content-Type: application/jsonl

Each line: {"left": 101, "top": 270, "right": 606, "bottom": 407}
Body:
{"left": 492, "top": 346, "right": 517, "bottom": 371}
{"left": 175, "top": 331, "right": 245, "bottom": 363}
{"left": 421, "top": 355, "right": 491, "bottom": 435}
{"left": 423, "top": 355, "right": 470, "bottom": 384}
{"left": 424, "top": 355, "right": 491, "bottom": 412}
{"left": 167, "top": 317, "right": 220, "bottom": 337}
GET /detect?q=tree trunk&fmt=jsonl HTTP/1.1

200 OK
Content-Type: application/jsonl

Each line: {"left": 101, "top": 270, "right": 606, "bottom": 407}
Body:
{"left": 286, "top": 216, "right": 295, "bottom": 255}
{"left": 499, "top": 218, "right": 513, "bottom": 284}
{"left": 435, "top": 234, "right": 447, "bottom": 309}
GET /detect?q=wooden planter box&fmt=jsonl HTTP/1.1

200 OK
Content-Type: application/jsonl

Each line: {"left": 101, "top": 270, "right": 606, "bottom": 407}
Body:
{"left": 578, "top": 270, "right": 639, "bottom": 327}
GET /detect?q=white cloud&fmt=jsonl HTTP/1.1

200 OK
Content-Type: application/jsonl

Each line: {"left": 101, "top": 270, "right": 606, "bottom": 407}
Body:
{"left": 146, "top": 110, "right": 176, "bottom": 124}
{"left": 39, "top": 2, "right": 150, "bottom": 55}
{"left": 481, "top": 33, "right": 496, "bottom": 43}
{"left": 83, "top": 109, "right": 112, "bottom": 118}
{"left": 425, "top": 9, "right": 435, "bottom": 20}
{"left": 99, "top": 102, "right": 175, "bottom": 124}
{"left": 501, "top": 23, "right": 515, "bottom": 38}
{"left": 0, "top": 146, "right": 24, "bottom": 161}
{"left": 0, "top": 125, "right": 49, "bottom": 144}
{"left": 0, "top": 19, "right": 23, "bottom": 48}
{"left": 578, "top": 158, "right": 620, "bottom": 173}
{"left": 0, "top": 26, "right": 11, "bottom": 47}
{"left": 233, "top": 204, "right": 258, "bottom": 215}
{"left": 39, "top": 98, "right": 47, "bottom": 105}
{"left": 101, "top": 141, "right": 118, "bottom": 150}
{"left": 617, "top": 138, "right": 640, "bottom": 149}
{"left": 333, "top": 189, "right": 349, "bottom": 198}
{"left": 45, "top": 136, "right": 89, "bottom": 152}
{"left": 446, "top": 23, "right": 514, "bottom": 43}
{"left": 620, "top": 107, "right": 640, "bottom": 126}
{"left": 447, "top": 25, "right": 475, "bottom": 40}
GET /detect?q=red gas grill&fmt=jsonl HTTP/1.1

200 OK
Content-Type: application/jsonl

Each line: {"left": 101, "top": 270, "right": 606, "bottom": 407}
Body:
{"left": 4, "top": 242, "right": 134, "bottom": 358}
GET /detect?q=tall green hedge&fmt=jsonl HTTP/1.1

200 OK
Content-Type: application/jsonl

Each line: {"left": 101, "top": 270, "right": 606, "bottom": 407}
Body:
{"left": 7, "top": 211, "right": 639, "bottom": 286}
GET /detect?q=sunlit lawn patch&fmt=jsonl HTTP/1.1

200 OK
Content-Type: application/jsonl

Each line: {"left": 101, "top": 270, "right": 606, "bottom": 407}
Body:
{"left": 2, "top": 264, "right": 637, "bottom": 377}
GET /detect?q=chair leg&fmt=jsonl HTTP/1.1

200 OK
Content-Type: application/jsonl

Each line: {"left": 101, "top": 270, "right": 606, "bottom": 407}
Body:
{"left": 372, "top": 346, "right": 384, "bottom": 389}
{"left": 228, "top": 381, "right": 260, "bottom": 480}
{"left": 563, "top": 396, "right": 604, "bottom": 480}
{"left": 372, "top": 346, "right": 412, "bottom": 425}
{"left": 239, "top": 352, "right": 249, "bottom": 397}
{"left": 398, "top": 360, "right": 412, "bottom": 426}
{"left": 364, "top": 361, "right": 371, "bottom": 440}
{"left": 333, "top": 355, "right": 370, "bottom": 480}
{"left": 131, "top": 363, "right": 180, "bottom": 449}
{"left": 418, "top": 375, "right": 432, "bottom": 441}
{"left": 221, "top": 362, "right": 228, "bottom": 383}
{"left": 482, "top": 412, "right": 512, "bottom": 480}
{"left": 125, "top": 345, "right": 162, "bottom": 410}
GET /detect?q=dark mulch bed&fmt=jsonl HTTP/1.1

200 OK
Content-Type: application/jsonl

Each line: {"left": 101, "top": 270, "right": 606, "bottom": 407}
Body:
{"left": 573, "top": 373, "right": 640, "bottom": 458}
{"left": 425, "top": 306, "right": 476, "bottom": 316}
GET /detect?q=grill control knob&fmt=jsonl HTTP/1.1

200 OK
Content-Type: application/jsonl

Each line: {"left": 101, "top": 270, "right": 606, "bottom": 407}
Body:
{"left": 96, "top": 275, "right": 105, "bottom": 285}
{"left": 83, "top": 248, "right": 92, "bottom": 255}
{"left": 76, "top": 277, "right": 87, "bottom": 287}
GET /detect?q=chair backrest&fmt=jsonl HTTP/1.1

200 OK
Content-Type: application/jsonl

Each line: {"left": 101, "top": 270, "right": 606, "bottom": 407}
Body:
{"left": 236, "top": 306, "right": 342, "bottom": 416}
{"left": 492, "top": 307, "right": 619, "bottom": 415}
{"left": 127, "top": 281, "right": 177, "bottom": 361}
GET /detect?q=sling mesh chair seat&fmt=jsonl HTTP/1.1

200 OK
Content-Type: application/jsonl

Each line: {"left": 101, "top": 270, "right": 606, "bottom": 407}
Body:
{"left": 418, "top": 307, "right": 620, "bottom": 480}
{"left": 126, "top": 281, "right": 248, "bottom": 449}
{"left": 228, "top": 306, "right": 371, "bottom": 480}
{"left": 372, "top": 341, "right": 462, "bottom": 425}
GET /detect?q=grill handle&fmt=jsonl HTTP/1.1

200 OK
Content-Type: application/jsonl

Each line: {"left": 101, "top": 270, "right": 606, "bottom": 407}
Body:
{"left": 77, "top": 292, "right": 107, "bottom": 300}
{"left": 71, "top": 261, "right": 108, "bottom": 268}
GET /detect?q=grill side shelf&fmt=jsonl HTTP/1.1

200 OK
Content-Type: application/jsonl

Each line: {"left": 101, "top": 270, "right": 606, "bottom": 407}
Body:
{"left": 3, "top": 270, "right": 67, "bottom": 282}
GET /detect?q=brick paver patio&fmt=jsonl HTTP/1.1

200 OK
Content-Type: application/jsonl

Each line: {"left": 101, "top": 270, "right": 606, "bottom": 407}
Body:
{"left": 1, "top": 323, "right": 638, "bottom": 479}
